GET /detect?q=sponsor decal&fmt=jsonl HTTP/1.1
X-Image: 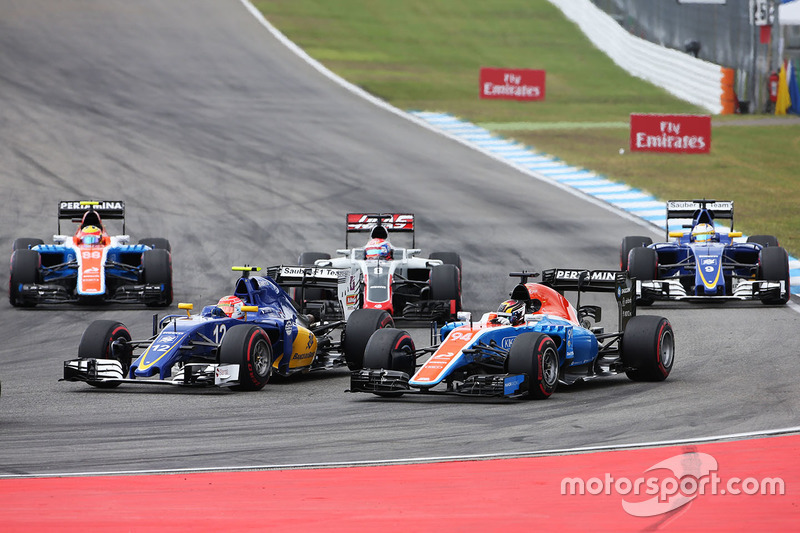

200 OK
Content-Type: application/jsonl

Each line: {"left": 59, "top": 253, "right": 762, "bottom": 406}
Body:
{"left": 555, "top": 270, "right": 616, "bottom": 282}
{"left": 501, "top": 337, "right": 515, "bottom": 350}
{"left": 346, "top": 213, "right": 414, "bottom": 231}
{"left": 280, "top": 266, "right": 339, "bottom": 279}
{"left": 503, "top": 375, "right": 525, "bottom": 395}
{"left": 479, "top": 68, "right": 545, "bottom": 101}
{"left": 59, "top": 201, "right": 124, "bottom": 211}
{"left": 667, "top": 200, "right": 732, "bottom": 212}
{"left": 630, "top": 114, "right": 711, "bottom": 154}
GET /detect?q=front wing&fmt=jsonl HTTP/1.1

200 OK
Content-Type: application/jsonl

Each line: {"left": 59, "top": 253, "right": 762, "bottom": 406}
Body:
{"left": 62, "top": 358, "right": 243, "bottom": 388}
{"left": 349, "top": 369, "right": 530, "bottom": 398}
{"left": 637, "top": 279, "right": 787, "bottom": 302}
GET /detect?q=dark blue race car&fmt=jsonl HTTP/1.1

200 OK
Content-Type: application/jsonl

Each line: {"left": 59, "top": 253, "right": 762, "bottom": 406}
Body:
{"left": 621, "top": 199, "right": 790, "bottom": 305}
{"left": 63, "top": 266, "right": 392, "bottom": 391}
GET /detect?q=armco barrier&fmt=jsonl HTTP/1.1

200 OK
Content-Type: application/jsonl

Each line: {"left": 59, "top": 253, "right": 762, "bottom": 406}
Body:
{"left": 548, "top": 0, "right": 733, "bottom": 115}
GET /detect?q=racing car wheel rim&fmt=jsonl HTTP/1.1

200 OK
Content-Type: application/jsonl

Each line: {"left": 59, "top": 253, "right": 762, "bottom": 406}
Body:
{"left": 659, "top": 329, "right": 674, "bottom": 369}
{"left": 252, "top": 338, "right": 271, "bottom": 377}
{"left": 542, "top": 347, "right": 559, "bottom": 387}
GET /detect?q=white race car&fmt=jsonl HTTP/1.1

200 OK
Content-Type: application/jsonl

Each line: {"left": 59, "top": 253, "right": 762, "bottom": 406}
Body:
{"left": 297, "top": 213, "right": 462, "bottom": 321}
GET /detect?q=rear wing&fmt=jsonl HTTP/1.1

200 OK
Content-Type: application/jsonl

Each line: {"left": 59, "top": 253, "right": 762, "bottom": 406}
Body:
{"left": 345, "top": 213, "right": 415, "bottom": 248}
{"left": 538, "top": 268, "right": 636, "bottom": 330}
{"left": 264, "top": 265, "right": 347, "bottom": 289}
{"left": 666, "top": 199, "right": 734, "bottom": 239}
{"left": 264, "top": 265, "right": 361, "bottom": 319}
{"left": 58, "top": 200, "right": 126, "bottom": 234}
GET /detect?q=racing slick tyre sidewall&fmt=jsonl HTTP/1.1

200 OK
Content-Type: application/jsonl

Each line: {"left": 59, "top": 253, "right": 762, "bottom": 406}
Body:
{"left": 343, "top": 309, "right": 394, "bottom": 370}
{"left": 9, "top": 249, "right": 40, "bottom": 307}
{"left": 297, "top": 252, "right": 333, "bottom": 301}
{"left": 627, "top": 246, "right": 657, "bottom": 306}
{"left": 78, "top": 320, "right": 133, "bottom": 389}
{"left": 429, "top": 264, "right": 462, "bottom": 315}
{"left": 620, "top": 236, "right": 653, "bottom": 271}
{"left": 747, "top": 235, "right": 779, "bottom": 248}
{"left": 143, "top": 248, "right": 173, "bottom": 307}
{"left": 363, "top": 328, "right": 415, "bottom": 376}
{"left": 621, "top": 315, "right": 674, "bottom": 382}
{"left": 506, "top": 332, "right": 559, "bottom": 400}
{"left": 138, "top": 238, "right": 172, "bottom": 253}
{"left": 12, "top": 238, "right": 44, "bottom": 251}
{"left": 219, "top": 325, "right": 272, "bottom": 391}
{"left": 759, "top": 246, "right": 791, "bottom": 305}
{"left": 363, "top": 328, "right": 415, "bottom": 397}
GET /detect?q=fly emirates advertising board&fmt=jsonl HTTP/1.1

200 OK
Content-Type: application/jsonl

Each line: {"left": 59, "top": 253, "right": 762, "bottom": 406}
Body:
{"left": 630, "top": 114, "right": 711, "bottom": 154}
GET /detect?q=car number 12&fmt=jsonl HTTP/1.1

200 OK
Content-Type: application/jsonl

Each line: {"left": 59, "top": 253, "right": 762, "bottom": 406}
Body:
{"left": 213, "top": 324, "right": 227, "bottom": 343}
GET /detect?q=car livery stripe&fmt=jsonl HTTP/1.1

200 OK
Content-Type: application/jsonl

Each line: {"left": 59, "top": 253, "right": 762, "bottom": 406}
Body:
{"left": 137, "top": 334, "right": 186, "bottom": 372}
{"left": 76, "top": 244, "right": 108, "bottom": 295}
{"left": 409, "top": 112, "right": 800, "bottom": 296}
{"left": 409, "top": 326, "right": 478, "bottom": 386}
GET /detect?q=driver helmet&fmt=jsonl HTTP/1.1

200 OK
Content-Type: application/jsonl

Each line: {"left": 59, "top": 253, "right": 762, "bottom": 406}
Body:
{"left": 365, "top": 238, "right": 392, "bottom": 260}
{"left": 497, "top": 299, "right": 526, "bottom": 326}
{"left": 691, "top": 223, "right": 715, "bottom": 243}
{"left": 217, "top": 295, "right": 245, "bottom": 319}
{"left": 78, "top": 225, "right": 103, "bottom": 245}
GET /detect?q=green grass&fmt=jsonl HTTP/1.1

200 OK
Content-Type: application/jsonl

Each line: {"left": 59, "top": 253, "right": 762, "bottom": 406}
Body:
{"left": 254, "top": 0, "right": 800, "bottom": 255}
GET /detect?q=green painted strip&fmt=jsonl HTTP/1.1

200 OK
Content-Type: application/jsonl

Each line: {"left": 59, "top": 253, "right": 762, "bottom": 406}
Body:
{"left": 477, "top": 121, "right": 629, "bottom": 131}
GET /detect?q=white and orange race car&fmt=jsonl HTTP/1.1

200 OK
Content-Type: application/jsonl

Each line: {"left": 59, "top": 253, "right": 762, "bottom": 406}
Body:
{"left": 350, "top": 269, "right": 674, "bottom": 400}
{"left": 297, "top": 213, "right": 462, "bottom": 321}
{"left": 9, "top": 200, "right": 172, "bottom": 307}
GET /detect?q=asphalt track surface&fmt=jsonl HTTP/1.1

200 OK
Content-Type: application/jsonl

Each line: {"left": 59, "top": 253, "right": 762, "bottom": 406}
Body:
{"left": 0, "top": 0, "right": 798, "bottom": 492}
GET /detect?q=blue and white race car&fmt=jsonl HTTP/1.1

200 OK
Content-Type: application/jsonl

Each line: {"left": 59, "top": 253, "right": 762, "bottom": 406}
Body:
{"left": 9, "top": 200, "right": 172, "bottom": 307}
{"left": 350, "top": 268, "right": 674, "bottom": 400}
{"left": 63, "top": 266, "right": 393, "bottom": 390}
{"left": 621, "top": 199, "right": 790, "bottom": 305}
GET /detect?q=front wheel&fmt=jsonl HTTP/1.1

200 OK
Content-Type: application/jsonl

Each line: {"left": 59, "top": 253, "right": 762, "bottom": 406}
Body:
{"left": 219, "top": 325, "right": 272, "bottom": 391}
{"left": 78, "top": 320, "right": 133, "bottom": 389}
{"left": 759, "top": 246, "right": 790, "bottom": 305}
{"left": 9, "top": 249, "right": 40, "bottom": 307}
{"left": 627, "top": 246, "right": 657, "bottom": 306}
{"left": 363, "top": 328, "right": 415, "bottom": 397}
{"left": 620, "top": 236, "right": 653, "bottom": 270}
{"left": 12, "top": 238, "right": 44, "bottom": 251}
{"left": 506, "top": 332, "right": 559, "bottom": 400}
{"left": 343, "top": 309, "right": 393, "bottom": 370}
{"left": 621, "top": 315, "right": 674, "bottom": 382}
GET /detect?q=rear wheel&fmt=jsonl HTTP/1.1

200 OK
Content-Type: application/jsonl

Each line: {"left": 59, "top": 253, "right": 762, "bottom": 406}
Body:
{"left": 78, "top": 320, "right": 133, "bottom": 389}
{"left": 759, "top": 246, "right": 790, "bottom": 305}
{"left": 219, "top": 325, "right": 272, "bottom": 391}
{"left": 9, "top": 249, "right": 40, "bottom": 307}
{"left": 506, "top": 332, "right": 559, "bottom": 400}
{"left": 747, "top": 235, "right": 779, "bottom": 248}
{"left": 138, "top": 238, "right": 172, "bottom": 253}
{"left": 429, "top": 252, "right": 462, "bottom": 271}
{"left": 620, "top": 236, "right": 653, "bottom": 270}
{"left": 12, "top": 238, "right": 44, "bottom": 251}
{"left": 343, "top": 309, "right": 393, "bottom": 370}
{"left": 430, "top": 264, "right": 461, "bottom": 314}
{"left": 621, "top": 315, "right": 674, "bottom": 381}
{"left": 627, "top": 246, "right": 658, "bottom": 306}
{"left": 143, "top": 248, "right": 173, "bottom": 306}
